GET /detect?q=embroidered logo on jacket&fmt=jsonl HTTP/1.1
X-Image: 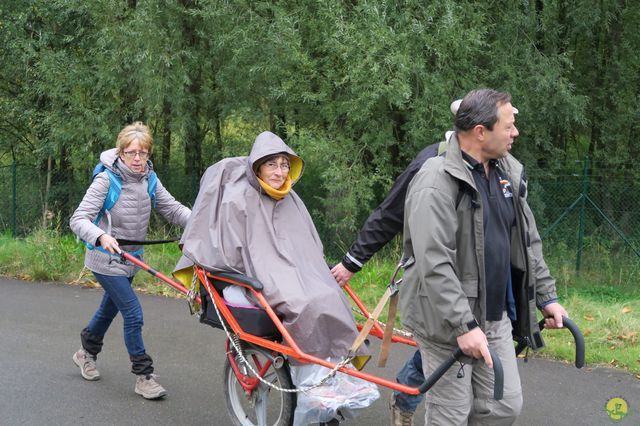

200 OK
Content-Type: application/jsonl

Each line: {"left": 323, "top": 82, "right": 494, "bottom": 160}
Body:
{"left": 500, "top": 179, "right": 513, "bottom": 198}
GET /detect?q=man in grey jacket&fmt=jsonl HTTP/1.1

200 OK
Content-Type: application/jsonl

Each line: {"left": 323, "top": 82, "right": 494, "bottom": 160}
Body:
{"left": 401, "top": 89, "right": 567, "bottom": 425}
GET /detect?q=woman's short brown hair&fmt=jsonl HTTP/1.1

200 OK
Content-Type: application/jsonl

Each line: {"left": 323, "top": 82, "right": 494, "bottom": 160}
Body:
{"left": 116, "top": 122, "right": 153, "bottom": 154}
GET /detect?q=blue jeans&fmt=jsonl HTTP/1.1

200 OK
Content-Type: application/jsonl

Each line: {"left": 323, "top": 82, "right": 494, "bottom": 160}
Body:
{"left": 87, "top": 273, "right": 146, "bottom": 357}
{"left": 392, "top": 350, "right": 425, "bottom": 413}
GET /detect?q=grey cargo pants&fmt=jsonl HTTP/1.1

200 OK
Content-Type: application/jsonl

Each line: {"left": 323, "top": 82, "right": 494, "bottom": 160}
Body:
{"left": 418, "top": 312, "right": 523, "bottom": 425}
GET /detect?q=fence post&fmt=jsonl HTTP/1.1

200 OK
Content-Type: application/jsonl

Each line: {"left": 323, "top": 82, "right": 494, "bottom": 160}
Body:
{"left": 575, "top": 156, "right": 590, "bottom": 274}
{"left": 12, "top": 159, "right": 17, "bottom": 238}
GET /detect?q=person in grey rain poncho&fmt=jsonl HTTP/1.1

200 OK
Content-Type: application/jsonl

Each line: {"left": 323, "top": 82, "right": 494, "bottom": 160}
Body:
{"left": 176, "top": 131, "right": 378, "bottom": 424}
{"left": 177, "top": 131, "right": 365, "bottom": 359}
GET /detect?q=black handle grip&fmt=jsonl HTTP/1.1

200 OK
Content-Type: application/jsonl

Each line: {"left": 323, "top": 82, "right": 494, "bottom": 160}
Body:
{"left": 515, "top": 316, "right": 585, "bottom": 369}
{"left": 116, "top": 238, "right": 179, "bottom": 246}
{"left": 538, "top": 316, "right": 585, "bottom": 368}
{"left": 489, "top": 348, "right": 504, "bottom": 400}
{"left": 418, "top": 347, "right": 504, "bottom": 400}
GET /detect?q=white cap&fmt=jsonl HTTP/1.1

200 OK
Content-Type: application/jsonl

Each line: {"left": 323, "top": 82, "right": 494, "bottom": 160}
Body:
{"left": 450, "top": 98, "right": 519, "bottom": 115}
{"left": 450, "top": 99, "right": 462, "bottom": 115}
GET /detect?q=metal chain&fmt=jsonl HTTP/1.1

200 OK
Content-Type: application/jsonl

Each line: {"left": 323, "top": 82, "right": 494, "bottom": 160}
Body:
{"left": 204, "top": 274, "right": 354, "bottom": 394}
{"left": 185, "top": 271, "right": 199, "bottom": 314}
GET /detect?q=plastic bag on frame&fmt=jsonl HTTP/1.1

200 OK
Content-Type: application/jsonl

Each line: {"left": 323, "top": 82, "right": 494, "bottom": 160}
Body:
{"left": 290, "top": 358, "right": 380, "bottom": 425}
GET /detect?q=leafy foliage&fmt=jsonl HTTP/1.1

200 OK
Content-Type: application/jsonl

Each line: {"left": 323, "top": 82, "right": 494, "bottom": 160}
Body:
{"left": 1, "top": 1, "right": 638, "bottom": 256}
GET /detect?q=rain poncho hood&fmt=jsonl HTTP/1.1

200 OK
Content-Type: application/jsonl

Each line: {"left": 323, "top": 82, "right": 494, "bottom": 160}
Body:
{"left": 176, "top": 132, "right": 364, "bottom": 358}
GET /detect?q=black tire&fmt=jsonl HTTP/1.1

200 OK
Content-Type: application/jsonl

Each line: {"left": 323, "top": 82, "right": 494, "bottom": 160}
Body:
{"left": 223, "top": 344, "right": 296, "bottom": 426}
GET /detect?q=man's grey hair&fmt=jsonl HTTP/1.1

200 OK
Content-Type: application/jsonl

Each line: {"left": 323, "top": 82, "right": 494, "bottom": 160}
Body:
{"left": 454, "top": 89, "right": 512, "bottom": 132}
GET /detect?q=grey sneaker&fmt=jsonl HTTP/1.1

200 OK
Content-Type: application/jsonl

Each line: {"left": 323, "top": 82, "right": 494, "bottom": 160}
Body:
{"left": 72, "top": 349, "right": 100, "bottom": 381}
{"left": 135, "top": 374, "right": 167, "bottom": 400}
{"left": 389, "top": 393, "right": 414, "bottom": 426}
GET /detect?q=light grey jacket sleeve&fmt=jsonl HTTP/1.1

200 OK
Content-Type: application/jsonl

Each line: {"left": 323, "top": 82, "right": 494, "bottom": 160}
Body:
{"left": 69, "top": 172, "right": 110, "bottom": 245}
{"left": 154, "top": 178, "right": 191, "bottom": 227}
{"left": 405, "top": 175, "right": 476, "bottom": 338}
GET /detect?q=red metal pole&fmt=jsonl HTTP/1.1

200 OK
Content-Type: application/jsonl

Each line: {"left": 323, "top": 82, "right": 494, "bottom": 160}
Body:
{"left": 121, "top": 253, "right": 425, "bottom": 395}
{"left": 120, "top": 252, "right": 201, "bottom": 304}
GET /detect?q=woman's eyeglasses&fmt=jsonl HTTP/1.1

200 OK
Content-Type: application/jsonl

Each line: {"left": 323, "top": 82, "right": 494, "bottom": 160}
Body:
{"left": 263, "top": 161, "right": 290, "bottom": 172}
{"left": 122, "top": 150, "right": 150, "bottom": 160}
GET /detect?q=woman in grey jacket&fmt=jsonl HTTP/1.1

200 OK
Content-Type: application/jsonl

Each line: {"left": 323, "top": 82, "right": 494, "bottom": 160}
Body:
{"left": 69, "top": 122, "right": 190, "bottom": 399}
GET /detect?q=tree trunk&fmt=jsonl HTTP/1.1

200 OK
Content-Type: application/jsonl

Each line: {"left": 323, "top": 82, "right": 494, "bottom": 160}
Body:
{"left": 390, "top": 109, "right": 406, "bottom": 176}
{"left": 214, "top": 113, "right": 223, "bottom": 162}
{"left": 160, "top": 98, "right": 172, "bottom": 174}
{"left": 179, "top": 0, "right": 204, "bottom": 200}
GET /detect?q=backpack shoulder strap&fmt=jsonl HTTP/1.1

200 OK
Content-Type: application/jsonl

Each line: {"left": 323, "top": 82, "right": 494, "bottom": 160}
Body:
{"left": 147, "top": 171, "right": 157, "bottom": 208}
{"left": 437, "top": 140, "right": 448, "bottom": 156}
{"left": 456, "top": 179, "right": 480, "bottom": 210}
{"left": 91, "top": 164, "right": 122, "bottom": 225}
{"left": 455, "top": 180, "right": 468, "bottom": 209}
{"left": 91, "top": 163, "right": 105, "bottom": 179}
{"left": 84, "top": 164, "right": 122, "bottom": 252}
{"left": 102, "top": 169, "right": 121, "bottom": 212}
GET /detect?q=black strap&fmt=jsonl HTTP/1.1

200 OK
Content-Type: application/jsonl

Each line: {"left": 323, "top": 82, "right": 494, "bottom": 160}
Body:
{"left": 116, "top": 238, "right": 180, "bottom": 246}
{"left": 456, "top": 180, "right": 479, "bottom": 209}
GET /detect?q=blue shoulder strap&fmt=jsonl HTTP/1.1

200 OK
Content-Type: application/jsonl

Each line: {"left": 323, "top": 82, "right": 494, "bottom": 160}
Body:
{"left": 85, "top": 163, "right": 155, "bottom": 258}
{"left": 85, "top": 165, "right": 122, "bottom": 254}
{"left": 91, "top": 162, "right": 105, "bottom": 178}
{"left": 148, "top": 171, "right": 157, "bottom": 208}
{"left": 92, "top": 164, "right": 156, "bottom": 213}
{"left": 92, "top": 165, "right": 122, "bottom": 226}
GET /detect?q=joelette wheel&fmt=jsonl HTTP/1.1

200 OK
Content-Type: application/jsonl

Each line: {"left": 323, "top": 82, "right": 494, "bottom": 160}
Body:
{"left": 224, "top": 345, "right": 296, "bottom": 426}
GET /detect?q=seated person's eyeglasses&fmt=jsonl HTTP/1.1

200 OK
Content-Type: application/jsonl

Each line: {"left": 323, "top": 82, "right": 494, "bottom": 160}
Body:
{"left": 264, "top": 161, "right": 290, "bottom": 172}
{"left": 122, "top": 150, "right": 150, "bottom": 160}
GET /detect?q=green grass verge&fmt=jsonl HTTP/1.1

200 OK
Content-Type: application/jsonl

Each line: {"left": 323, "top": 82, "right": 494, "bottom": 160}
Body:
{"left": 0, "top": 230, "right": 85, "bottom": 282}
{"left": 1, "top": 231, "right": 639, "bottom": 376}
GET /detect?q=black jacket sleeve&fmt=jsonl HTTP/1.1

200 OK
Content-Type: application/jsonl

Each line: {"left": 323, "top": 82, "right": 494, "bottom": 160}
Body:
{"left": 341, "top": 142, "right": 440, "bottom": 272}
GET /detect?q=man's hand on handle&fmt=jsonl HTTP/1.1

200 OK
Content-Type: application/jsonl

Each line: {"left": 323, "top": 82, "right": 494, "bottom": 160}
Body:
{"left": 542, "top": 302, "right": 568, "bottom": 329}
{"left": 330, "top": 262, "right": 355, "bottom": 288}
{"left": 457, "top": 327, "right": 493, "bottom": 368}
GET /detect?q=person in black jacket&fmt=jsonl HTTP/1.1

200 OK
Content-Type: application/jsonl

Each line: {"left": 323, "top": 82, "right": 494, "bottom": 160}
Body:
{"left": 332, "top": 140, "right": 444, "bottom": 278}
{"left": 331, "top": 142, "right": 440, "bottom": 425}
{"left": 330, "top": 101, "right": 463, "bottom": 426}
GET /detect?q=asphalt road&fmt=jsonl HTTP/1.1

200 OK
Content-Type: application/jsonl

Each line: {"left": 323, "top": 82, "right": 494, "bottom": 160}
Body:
{"left": 0, "top": 278, "right": 638, "bottom": 425}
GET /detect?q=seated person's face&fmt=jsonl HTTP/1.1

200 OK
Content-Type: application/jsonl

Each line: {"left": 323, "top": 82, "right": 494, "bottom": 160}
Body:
{"left": 258, "top": 155, "right": 290, "bottom": 189}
